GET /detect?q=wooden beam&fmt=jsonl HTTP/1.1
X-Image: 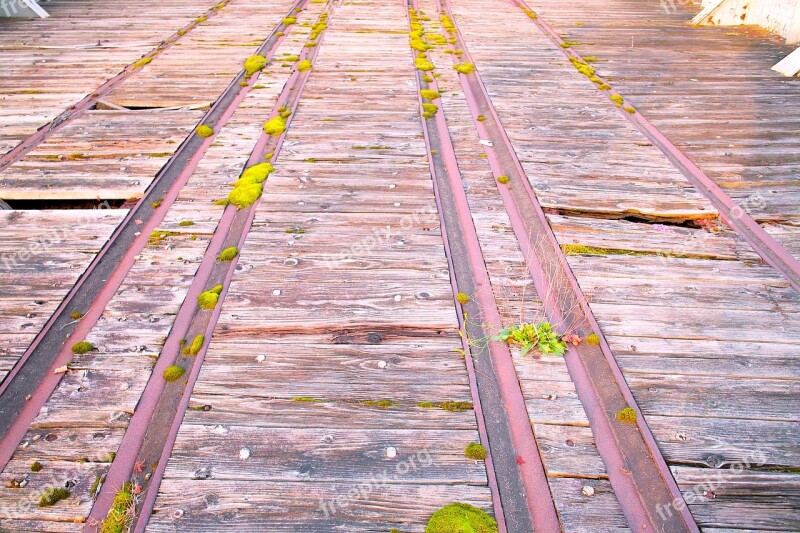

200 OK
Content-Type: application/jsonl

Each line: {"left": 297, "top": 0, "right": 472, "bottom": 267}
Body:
{"left": 773, "top": 47, "right": 800, "bottom": 76}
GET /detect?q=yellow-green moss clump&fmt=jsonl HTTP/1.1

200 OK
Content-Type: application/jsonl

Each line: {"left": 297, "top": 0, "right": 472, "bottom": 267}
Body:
{"left": 196, "top": 124, "right": 214, "bottom": 138}
{"left": 456, "top": 292, "right": 469, "bottom": 304}
{"left": 39, "top": 487, "right": 70, "bottom": 507}
{"left": 244, "top": 54, "right": 267, "bottom": 76}
{"left": 218, "top": 246, "right": 238, "bottom": 261}
{"left": 163, "top": 365, "right": 186, "bottom": 382}
{"left": 184, "top": 334, "right": 205, "bottom": 356}
{"left": 282, "top": 16, "right": 296, "bottom": 25}
{"left": 616, "top": 407, "right": 637, "bottom": 424}
{"left": 453, "top": 62, "right": 475, "bottom": 74}
{"left": 69, "top": 311, "right": 84, "bottom": 320}
{"left": 422, "top": 103, "right": 438, "bottom": 116}
{"left": 131, "top": 57, "right": 152, "bottom": 70}
{"left": 623, "top": 105, "right": 636, "bottom": 114}
{"left": 497, "top": 175, "right": 510, "bottom": 184}
{"left": 228, "top": 183, "right": 263, "bottom": 208}
{"left": 264, "top": 115, "right": 287, "bottom": 136}
{"left": 464, "top": 443, "right": 487, "bottom": 460}
{"left": 586, "top": 333, "right": 600, "bottom": 345}
{"left": 415, "top": 58, "right": 435, "bottom": 71}
{"left": 30, "top": 461, "right": 42, "bottom": 472}
{"left": 238, "top": 162, "right": 275, "bottom": 184}
{"left": 425, "top": 502, "right": 497, "bottom": 533}
{"left": 609, "top": 94, "right": 624, "bottom": 107}
{"left": 198, "top": 284, "right": 223, "bottom": 309}
{"left": 178, "top": 220, "right": 194, "bottom": 227}
{"left": 420, "top": 89, "right": 440, "bottom": 100}
{"left": 100, "top": 483, "right": 134, "bottom": 533}
{"left": 297, "top": 60, "right": 312, "bottom": 72}
{"left": 71, "top": 341, "right": 95, "bottom": 354}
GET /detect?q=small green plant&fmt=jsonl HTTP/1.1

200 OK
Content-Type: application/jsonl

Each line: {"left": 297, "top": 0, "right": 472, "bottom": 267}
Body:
{"left": 71, "top": 341, "right": 95, "bottom": 354}
{"left": 440, "top": 400, "right": 472, "bottom": 412}
{"left": 456, "top": 292, "right": 469, "bottom": 304}
{"left": 494, "top": 322, "right": 567, "bottom": 356}
{"left": 39, "top": 487, "right": 70, "bottom": 507}
{"left": 362, "top": 399, "right": 396, "bottom": 408}
{"left": 623, "top": 105, "right": 636, "bottom": 114}
{"left": 425, "top": 502, "right": 497, "bottom": 532}
{"left": 418, "top": 401, "right": 436, "bottom": 408}
{"left": 218, "top": 246, "right": 238, "bottom": 261}
{"left": 609, "top": 94, "right": 624, "bottom": 106}
{"left": 196, "top": 124, "right": 214, "bottom": 138}
{"left": 69, "top": 311, "right": 84, "bottom": 320}
{"left": 476, "top": 115, "right": 485, "bottom": 122}
{"left": 100, "top": 482, "right": 134, "bottom": 533}
{"left": 163, "top": 365, "right": 186, "bottom": 382}
{"left": 586, "top": 333, "right": 600, "bottom": 345}
{"left": 453, "top": 62, "right": 475, "bottom": 74}
{"left": 464, "top": 443, "right": 487, "bottom": 460}
{"left": 420, "top": 89, "right": 440, "bottom": 100}
{"left": 244, "top": 54, "right": 267, "bottom": 76}
{"left": 239, "top": 162, "right": 275, "bottom": 183}
{"left": 264, "top": 115, "right": 287, "bottom": 136}
{"left": 497, "top": 175, "right": 509, "bottom": 184}
{"left": 131, "top": 57, "right": 152, "bottom": 69}
{"left": 297, "top": 60, "right": 312, "bottom": 72}
{"left": 415, "top": 58, "right": 435, "bottom": 71}
{"left": 422, "top": 103, "right": 438, "bottom": 115}
{"left": 178, "top": 220, "right": 194, "bottom": 226}
{"left": 616, "top": 407, "right": 637, "bottom": 424}
{"left": 282, "top": 16, "right": 296, "bottom": 25}
{"left": 30, "top": 461, "right": 42, "bottom": 472}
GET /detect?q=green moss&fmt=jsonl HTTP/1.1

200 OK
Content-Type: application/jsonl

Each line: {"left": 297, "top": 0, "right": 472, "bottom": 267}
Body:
{"left": 453, "top": 62, "right": 475, "bottom": 74}
{"left": 218, "top": 246, "right": 238, "bottom": 261}
{"left": 178, "top": 220, "right": 194, "bottom": 227}
{"left": 292, "top": 397, "right": 325, "bottom": 403}
{"left": 496, "top": 175, "right": 510, "bottom": 184}
{"left": 69, "top": 311, "right": 84, "bottom": 320}
{"left": 71, "top": 341, "right": 95, "bottom": 354}
{"left": 30, "top": 461, "right": 42, "bottom": 472}
{"left": 264, "top": 115, "right": 287, "bottom": 136}
{"left": 464, "top": 443, "right": 487, "bottom": 460}
{"left": 415, "top": 58, "right": 435, "bottom": 71}
{"left": 198, "top": 289, "right": 220, "bottom": 310}
{"left": 418, "top": 401, "right": 436, "bottom": 408}
{"left": 422, "top": 103, "right": 438, "bottom": 115}
{"left": 131, "top": 57, "right": 152, "bottom": 69}
{"left": 425, "top": 502, "right": 497, "bottom": 533}
{"left": 304, "top": 41, "right": 317, "bottom": 48}
{"left": 597, "top": 83, "right": 611, "bottom": 90}
{"left": 228, "top": 183, "right": 263, "bottom": 208}
{"left": 420, "top": 89, "right": 440, "bottom": 100}
{"left": 244, "top": 54, "right": 267, "bottom": 76}
{"left": 195, "top": 15, "right": 208, "bottom": 23}
{"left": 616, "top": 407, "right": 637, "bottom": 424}
{"left": 476, "top": 115, "right": 485, "bottom": 122}
{"left": 39, "top": 487, "right": 70, "bottom": 507}
{"left": 456, "top": 292, "right": 469, "bottom": 304}
{"left": 623, "top": 105, "right": 636, "bottom": 114}
{"left": 163, "top": 365, "right": 186, "bottom": 382}
{"left": 282, "top": 16, "right": 296, "bottom": 25}
{"left": 560, "top": 243, "right": 655, "bottom": 257}
{"left": 185, "top": 334, "right": 205, "bottom": 356}
{"left": 440, "top": 401, "right": 472, "bottom": 412}
{"left": 90, "top": 473, "right": 104, "bottom": 496}
{"left": 586, "top": 333, "right": 600, "bottom": 346}
{"left": 362, "top": 399, "right": 396, "bottom": 408}
{"left": 99, "top": 482, "right": 134, "bottom": 533}
{"left": 422, "top": 75, "right": 433, "bottom": 83}
{"left": 609, "top": 94, "right": 624, "bottom": 106}
{"left": 427, "top": 33, "right": 447, "bottom": 45}
{"left": 410, "top": 38, "right": 431, "bottom": 52}
{"left": 196, "top": 124, "right": 214, "bottom": 138}
{"left": 239, "top": 162, "right": 275, "bottom": 184}
{"left": 213, "top": 198, "right": 230, "bottom": 206}
{"left": 297, "top": 60, "right": 312, "bottom": 72}
{"left": 177, "top": 29, "right": 187, "bottom": 36}
{"left": 583, "top": 56, "right": 598, "bottom": 62}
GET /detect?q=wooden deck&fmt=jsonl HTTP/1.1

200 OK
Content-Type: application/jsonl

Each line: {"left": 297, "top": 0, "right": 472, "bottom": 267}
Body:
{"left": 0, "top": 0, "right": 798, "bottom": 531}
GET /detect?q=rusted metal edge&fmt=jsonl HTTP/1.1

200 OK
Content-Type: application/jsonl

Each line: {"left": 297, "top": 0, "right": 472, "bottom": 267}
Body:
{"left": 438, "top": 0, "right": 698, "bottom": 531}
{"left": 0, "top": 0, "right": 310, "bottom": 471}
{"left": 87, "top": 3, "right": 340, "bottom": 531}
{"left": 510, "top": 0, "right": 800, "bottom": 293}
{"left": 409, "top": 2, "right": 560, "bottom": 531}
{"left": 0, "top": 0, "right": 238, "bottom": 172}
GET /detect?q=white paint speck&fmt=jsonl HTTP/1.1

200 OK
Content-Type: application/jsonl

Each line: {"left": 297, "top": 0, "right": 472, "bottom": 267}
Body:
{"left": 386, "top": 447, "right": 397, "bottom": 459}
{"left": 479, "top": 139, "right": 493, "bottom": 146}
{"left": 393, "top": 295, "right": 402, "bottom": 302}
{"left": 581, "top": 485, "right": 595, "bottom": 497}
{"left": 239, "top": 448, "right": 251, "bottom": 460}
{"left": 273, "top": 289, "right": 281, "bottom": 296}
{"left": 389, "top": 184, "right": 396, "bottom": 189}
{"left": 378, "top": 360, "right": 387, "bottom": 369}
{"left": 256, "top": 354, "right": 266, "bottom": 363}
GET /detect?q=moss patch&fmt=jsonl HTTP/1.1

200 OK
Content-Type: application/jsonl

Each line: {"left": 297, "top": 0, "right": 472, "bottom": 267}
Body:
{"left": 616, "top": 407, "right": 637, "bottom": 424}
{"left": 69, "top": 311, "right": 84, "bottom": 320}
{"left": 440, "top": 401, "right": 473, "bottom": 412}
{"left": 420, "top": 89, "right": 440, "bottom": 100}
{"left": 71, "top": 341, "right": 95, "bottom": 354}
{"left": 425, "top": 502, "right": 497, "bottom": 533}
{"left": 415, "top": 58, "right": 435, "bottom": 71}
{"left": 100, "top": 482, "right": 134, "bottom": 533}
{"left": 197, "top": 287, "right": 220, "bottom": 309}
{"left": 362, "top": 399, "right": 396, "bottom": 408}
{"left": 39, "top": 487, "right": 70, "bottom": 507}
{"left": 297, "top": 60, "right": 312, "bottom": 72}
{"left": 163, "top": 365, "right": 186, "bottom": 382}
{"left": 240, "top": 162, "right": 275, "bottom": 183}
{"left": 228, "top": 183, "right": 263, "bottom": 208}
{"left": 131, "top": 57, "right": 152, "bottom": 70}
{"left": 196, "top": 124, "right": 214, "bottom": 138}
{"left": 218, "top": 246, "right": 238, "bottom": 261}
{"left": 244, "top": 54, "right": 267, "bottom": 76}
{"left": 264, "top": 115, "right": 287, "bottom": 136}
{"left": 464, "top": 443, "right": 487, "bottom": 460}
{"left": 184, "top": 334, "right": 205, "bottom": 356}
{"left": 456, "top": 292, "right": 469, "bottom": 304}
{"left": 30, "top": 461, "right": 42, "bottom": 472}
{"left": 586, "top": 333, "right": 600, "bottom": 346}
{"left": 496, "top": 175, "right": 509, "bottom": 184}
{"left": 453, "top": 62, "right": 475, "bottom": 74}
